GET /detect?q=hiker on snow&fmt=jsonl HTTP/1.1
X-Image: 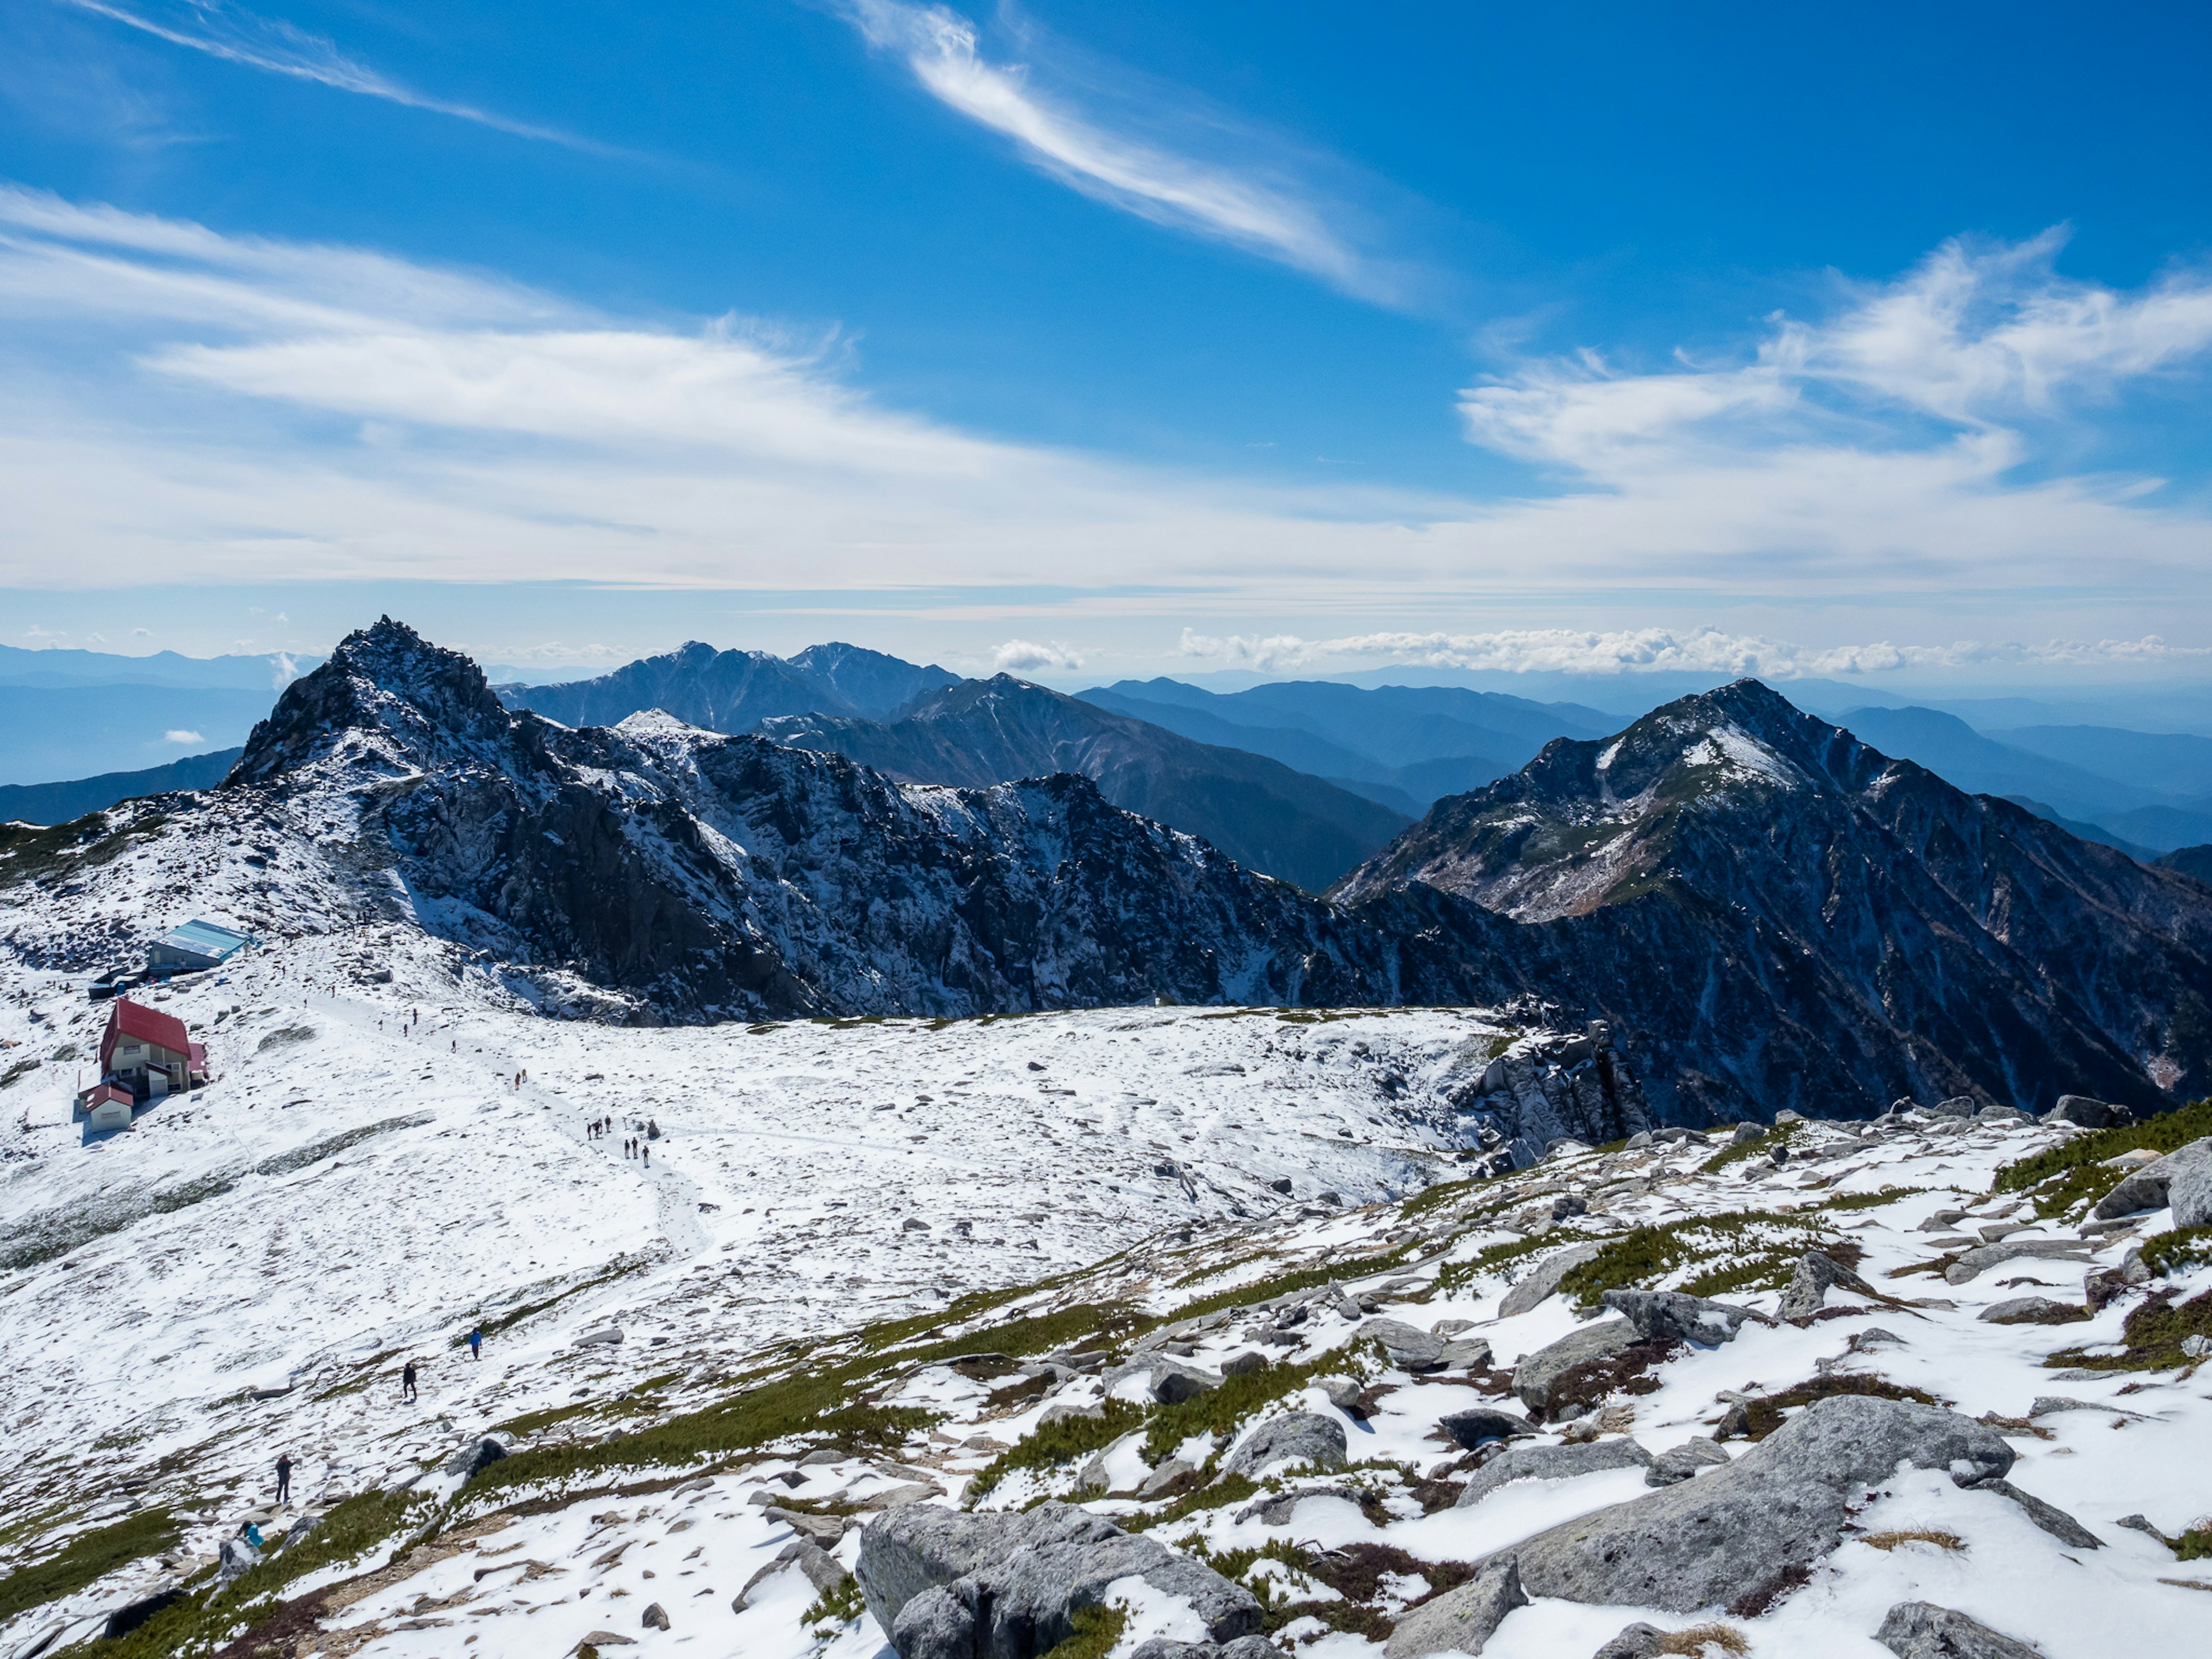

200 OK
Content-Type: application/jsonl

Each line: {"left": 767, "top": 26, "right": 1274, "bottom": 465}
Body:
{"left": 275, "top": 1454, "right": 292, "bottom": 1505}
{"left": 468, "top": 1327, "right": 483, "bottom": 1361}
{"left": 402, "top": 1359, "right": 418, "bottom": 1402}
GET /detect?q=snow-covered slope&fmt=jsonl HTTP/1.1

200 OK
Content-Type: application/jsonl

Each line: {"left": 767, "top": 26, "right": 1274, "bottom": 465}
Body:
{"left": 3, "top": 911, "right": 2206, "bottom": 1659}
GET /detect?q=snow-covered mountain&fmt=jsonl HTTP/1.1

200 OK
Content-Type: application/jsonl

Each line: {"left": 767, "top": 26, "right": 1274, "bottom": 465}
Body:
{"left": 1344, "top": 679, "right": 2212, "bottom": 1123}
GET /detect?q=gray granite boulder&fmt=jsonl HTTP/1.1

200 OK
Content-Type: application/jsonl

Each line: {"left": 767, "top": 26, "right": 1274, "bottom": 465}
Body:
{"left": 1499, "top": 1243, "right": 1604, "bottom": 1317}
{"left": 1222, "top": 1412, "right": 1347, "bottom": 1478}
{"left": 1359, "top": 1317, "right": 1446, "bottom": 1370}
{"left": 1454, "top": 1437, "right": 1653, "bottom": 1507}
{"left": 2172, "top": 1154, "right": 2212, "bottom": 1230}
{"left": 1382, "top": 1555, "right": 1527, "bottom": 1658}
{"left": 1600, "top": 1290, "right": 1753, "bottom": 1345}
{"left": 1511, "top": 1394, "right": 2011, "bottom": 1613}
{"left": 1777, "top": 1249, "right": 1878, "bottom": 1320}
{"left": 857, "top": 1505, "right": 1050, "bottom": 1635}
{"left": 2094, "top": 1138, "right": 2212, "bottom": 1219}
{"left": 1643, "top": 1438, "right": 1731, "bottom": 1486}
{"left": 2043, "top": 1095, "right": 2118, "bottom": 1128}
{"left": 1876, "top": 1601, "right": 2043, "bottom": 1658}
{"left": 872, "top": 1504, "right": 1260, "bottom": 1659}
{"left": 1510, "top": 1318, "right": 1642, "bottom": 1414}
{"left": 1438, "top": 1405, "right": 1538, "bottom": 1450}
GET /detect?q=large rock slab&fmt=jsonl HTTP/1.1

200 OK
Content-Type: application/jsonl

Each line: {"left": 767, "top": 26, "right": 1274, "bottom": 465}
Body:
{"left": 2044, "top": 1095, "right": 2119, "bottom": 1128}
{"left": 1382, "top": 1555, "right": 1527, "bottom": 1658}
{"left": 1876, "top": 1601, "right": 2043, "bottom": 1658}
{"left": 1943, "top": 1240, "right": 2093, "bottom": 1284}
{"left": 2172, "top": 1154, "right": 2212, "bottom": 1230}
{"left": 1511, "top": 1394, "right": 2012, "bottom": 1613}
{"left": 1222, "top": 1412, "right": 1347, "bottom": 1478}
{"left": 876, "top": 1504, "right": 1261, "bottom": 1659}
{"left": 2094, "top": 1137, "right": 2212, "bottom": 1219}
{"left": 1104, "top": 1356, "right": 1224, "bottom": 1404}
{"left": 1359, "top": 1317, "right": 1446, "bottom": 1370}
{"left": 1499, "top": 1243, "right": 1604, "bottom": 1317}
{"left": 1600, "top": 1290, "right": 1753, "bottom": 1345}
{"left": 1453, "top": 1437, "right": 1653, "bottom": 1508}
{"left": 855, "top": 1504, "right": 1054, "bottom": 1634}
{"left": 1511, "top": 1318, "right": 1642, "bottom": 1414}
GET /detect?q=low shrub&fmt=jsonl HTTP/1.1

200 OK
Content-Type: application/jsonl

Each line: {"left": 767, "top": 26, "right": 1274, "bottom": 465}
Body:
{"left": 1555, "top": 1212, "right": 1846, "bottom": 1308}
{"left": 0, "top": 1508, "right": 179, "bottom": 1623}
{"left": 1993, "top": 1099, "right": 2212, "bottom": 1218}
{"left": 2045, "top": 1288, "right": 2212, "bottom": 1372}
{"left": 966, "top": 1400, "right": 1146, "bottom": 1499}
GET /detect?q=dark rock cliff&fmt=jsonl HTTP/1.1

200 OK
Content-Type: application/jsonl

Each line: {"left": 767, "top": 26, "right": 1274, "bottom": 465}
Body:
{"left": 1337, "top": 680, "right": 2212, "bottom": 1121}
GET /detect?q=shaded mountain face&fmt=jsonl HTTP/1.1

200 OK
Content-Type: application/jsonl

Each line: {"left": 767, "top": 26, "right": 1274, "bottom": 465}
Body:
{"left": 224, "top": 621, "right": 1392, "bottom": 1021}
{"left": 759, "top": 676, "right": 1411, "bottom": 893}
{"left": 1079, "top": 678, "right": 1612, "bottom": 812}
{"left": 1338, "top": 679, "right": 2212, "bottom": 1122}
{"left": 0, "top": 747, "right": 243, "bottom": 828}
{"left": 786, "top": 642, "right": 960, "bottom": 720}
{"left": 498, "top": 640, "right": 963, "bottom": 733}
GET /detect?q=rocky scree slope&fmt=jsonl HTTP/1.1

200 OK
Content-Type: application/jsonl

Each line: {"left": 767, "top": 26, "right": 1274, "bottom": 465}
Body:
{"left": 216, "top": 619, "right": 1399, "bottom": 1021}
{"left": 760, "top": 675, "right": 1412, "bottom": 895}
{"left": 1339, "top": 680, "right": 2212, "bottom": 1124}
{"left": 13, "top": 1075, "right": 2207, "bottom": 1659}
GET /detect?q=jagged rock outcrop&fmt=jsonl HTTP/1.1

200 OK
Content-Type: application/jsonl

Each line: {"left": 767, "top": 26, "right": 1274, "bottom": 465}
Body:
{"left": 1432, "top": 1025, "right": 1653, "bottom": 1158}
{"left": 1338, "top": 679, "right": 2212, "bottom": 1120}
{"left": 222, "top": 621, "right": 1398, "bottom": 1022}
{"left": 762, "top": 676, "right": 1410, "bottom": 893}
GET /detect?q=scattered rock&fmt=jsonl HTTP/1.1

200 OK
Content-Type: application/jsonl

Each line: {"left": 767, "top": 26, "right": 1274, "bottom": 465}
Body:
{"left": 1382, "top": 1554, "right": 1527, "bottom": 1658}
{"left": 1220, "top": 1350, "right": 1268, "bottom": 1377}
{"left": 1876, "top": 1601, "right": 2042, "bottom": 1659}
{"left": 1645, "top": 1438, "right": 1732, "bottom": 1486}
{"left": 1107, "top": 1356, "right": 1223, "bottom": 1404}
{"left": 1510, "top": 1393, "right": 2012, "bottom": 1613}
{"left": 1978, "top": 1296, "right": 2090, "bottom": 1326}
{"left": 1590, "top": 1623, "right": 1669, "bottom": 1659}
{"left": 217, "top": 1539, "right": 259, "bottom": 1584}
{"left": 1499, "top": 1243, "right": 1604, "bottom": 1318}
{"left": 1778, "top": 1249, "right": 1879, "bottom": 1320}
{"left": 573, "top": 1327, "right": 624, "bottom": 1349}
{"left": 2173, "top": 1158, "right": 2212, "bottom": 1230}
{"left": 1455, "top": 1437, "right": 1654, "bottom": 1506}
{"left": 1222, "top": 1412, "right": 1348, "bottom": 1478}
{"left": 1233, "top": 1484, "right": 1370, "bottom": 1526}
{"left": 766, "top": 1507, "right": 847, "bottom": 1546}
{"left": 1037, "top": 1402, "right": 1105, "bottom": 1427}
{"left": 2043, "top": 1094, "right": 2119, "bottom": 1128}
{"left": 1138, "top": 1458, "right": 1196, "bottom": 1499}
{"left": 1316, "top": 1375, "right": 1365, "bottom": 1414}
{"left": 1930, "top": 1097, "right": 1975, "bottom": 1118}
{"left": 443, "top": 1437, "right": 508, "bottom": 1482}
{"left": 1730, "top": 1122, "right": 1764, "bottom": 1145}
{"left": 1944, "top": 1240, "right": 2093, "bottom": 1285}
{"left": 1978, "top": 1480, "right": 2101, "bottom": 1548}
{"left": 1358, "top": 1317, "right": 1448, "bottom": 1370}
{"left": 1511, "top": 1318, "right": 1643, "bottom": 1414}
{"left": 640, "top": 1601, "right": 669, "bottom": 1631}
{"left": 1438, "top": 1405, "right": 1538, "bottom": 1450}
{"left": 863, "top": 1503, "right": 1260, "bottom": 1657}
{"left": 1601, "top": 1289, "right": 1755, "bottom": 1345}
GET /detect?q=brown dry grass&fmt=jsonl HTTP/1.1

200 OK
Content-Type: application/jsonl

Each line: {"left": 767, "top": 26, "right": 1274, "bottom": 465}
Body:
{"left": 1860, "top": 1528, "right": 1966, "bottom": 1552}
{"left": 1658, "top": 1625, "right": 1749, "bottom": 1656}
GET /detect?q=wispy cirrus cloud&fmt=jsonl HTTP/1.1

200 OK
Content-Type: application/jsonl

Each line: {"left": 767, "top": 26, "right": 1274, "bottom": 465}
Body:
{"left": 831, "top": 0, "right": 1403, "bottom": 305}
{"left": 1, "top": 185, "right": 2210, "bottom": 675}
{"left": 53, "top": 0, "right": 603, "bottom": 149}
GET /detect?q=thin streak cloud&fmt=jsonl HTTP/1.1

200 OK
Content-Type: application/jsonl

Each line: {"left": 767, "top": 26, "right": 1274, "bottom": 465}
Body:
{"left": 54, "top": 0, "right": 607, "bottom": 150}
{"left": 834, "top": 0, "right": 1400, "bottom": 305}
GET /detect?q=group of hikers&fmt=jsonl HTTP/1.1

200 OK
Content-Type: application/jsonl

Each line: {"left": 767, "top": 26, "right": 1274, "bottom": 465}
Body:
{"left": 586, "top": 1115, "right": 657, "bottom": 1164}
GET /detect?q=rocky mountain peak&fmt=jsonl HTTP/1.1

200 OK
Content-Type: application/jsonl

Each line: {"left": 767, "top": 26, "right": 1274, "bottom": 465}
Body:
{"left": 228, "top": 617, "right": 515, "bottom": 785}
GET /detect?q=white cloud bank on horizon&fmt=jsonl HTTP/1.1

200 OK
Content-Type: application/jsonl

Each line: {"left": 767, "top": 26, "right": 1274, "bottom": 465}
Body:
{"left": 1, "top": 187, "right": 2210, "bottom": 659}
{"left": 831, "top": 0, "right": 1402, "bottom": 306}
{"left": 1177, "top": 625, "right": 2212, "bottom": 680}
{"left": 993, "top": 638, "right": 1084, "bottom": 672}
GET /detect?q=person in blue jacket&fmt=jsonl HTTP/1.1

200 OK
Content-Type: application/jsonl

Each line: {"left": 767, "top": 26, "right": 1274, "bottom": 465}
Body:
{"left": 467, "top": 1327, "right": 483, "bottom": 1361}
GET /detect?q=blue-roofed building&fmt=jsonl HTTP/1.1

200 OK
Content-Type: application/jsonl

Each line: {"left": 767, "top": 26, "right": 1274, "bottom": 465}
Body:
{"left": 147, "top": 918, "right": 255, "bottom": 975}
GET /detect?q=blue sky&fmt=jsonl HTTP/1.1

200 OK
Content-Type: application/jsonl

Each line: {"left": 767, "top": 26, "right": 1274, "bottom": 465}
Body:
{"left": 2, "top": 0, "right": 2210, "bottom": 684}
